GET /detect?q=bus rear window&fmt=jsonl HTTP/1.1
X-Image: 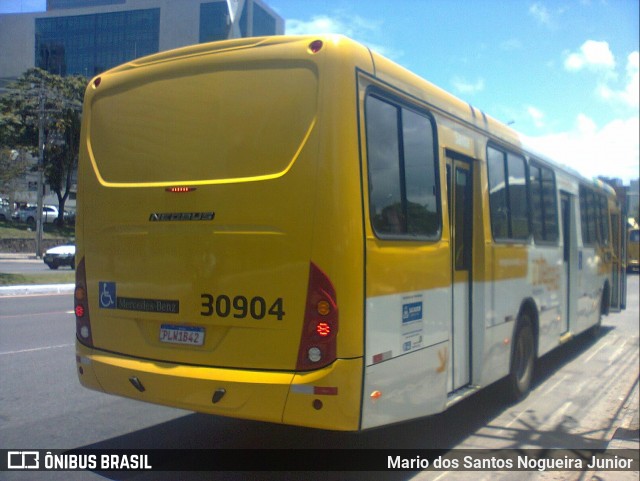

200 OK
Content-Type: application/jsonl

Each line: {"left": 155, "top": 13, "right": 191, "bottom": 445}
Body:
{"left": 88, "top": 65, "right": 318, "bottom": 184}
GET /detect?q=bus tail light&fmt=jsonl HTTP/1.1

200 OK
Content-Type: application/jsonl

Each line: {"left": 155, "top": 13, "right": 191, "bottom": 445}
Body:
{"left": 296, "top": 262, "right": 338, "bottom": 371}
{"left": 75, "top": 257, "right": 94, "bottom": 347}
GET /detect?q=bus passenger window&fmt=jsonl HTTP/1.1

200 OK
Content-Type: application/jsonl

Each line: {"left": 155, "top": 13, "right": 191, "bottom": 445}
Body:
{"left": 402, "top": 108, "right": 438, "bottom": 237}
{"left": 487, "top": 145, "right": 530, "bottom": 241}
{"left": 507, "top": 153, "right": 530, "bottom": 240}
{"left": 530, "top": 162, "right": 559, "bottom": 243}
{"left": 366, "top": 96, "right": 402, "bottom": 234}
{"left": 365, "top": 93, "right": 440, "bottom": 239}
{"left": 488, "top": 147, "right": 508, "bottom": 239}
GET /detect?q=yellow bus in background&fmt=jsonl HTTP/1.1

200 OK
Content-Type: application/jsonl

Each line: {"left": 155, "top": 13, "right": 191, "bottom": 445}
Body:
{"left": 74, "top": 35, "right": 626, "bottom": 431}
{"left": 628, "top": 228, "right": 640, "bottom": 273}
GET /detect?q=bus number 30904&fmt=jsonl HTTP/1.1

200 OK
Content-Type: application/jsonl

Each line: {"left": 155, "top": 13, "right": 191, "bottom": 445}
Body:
{"left": 200, "top": 294, "right": 285, "bottom": 320}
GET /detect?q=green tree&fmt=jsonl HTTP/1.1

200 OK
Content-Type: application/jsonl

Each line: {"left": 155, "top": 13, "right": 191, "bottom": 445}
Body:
{"left": 0, "top": 68, "right": 85, "bottom": 225}
{"left": 0, "top": 148, "right": 28, "bottom": 194}
{"left": 44, "top": 75, "right": 85, "bottom": 225}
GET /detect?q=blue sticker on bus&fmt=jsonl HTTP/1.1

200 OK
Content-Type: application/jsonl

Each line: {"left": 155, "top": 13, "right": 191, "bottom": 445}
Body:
{"left": 99, "top": 281, "right": 117, "bottom": 309}
{"left": 402, "top": 301, "right": 423, "bottom": 323}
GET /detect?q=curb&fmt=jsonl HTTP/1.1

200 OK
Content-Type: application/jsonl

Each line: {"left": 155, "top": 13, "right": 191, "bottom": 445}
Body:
{"left": 0, "top": 253, "right": 38, "bottom": 260}
{"left": 608, "top": 376, "right": 640, "bottom": 449}
{"left": 587, "top": 376, "right": 640, "bottom": 480}
{"left": 0, "top": 283, "right": 74, "bottom": 297}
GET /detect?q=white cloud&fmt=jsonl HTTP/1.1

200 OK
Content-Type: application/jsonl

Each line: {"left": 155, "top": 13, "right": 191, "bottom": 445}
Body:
{"left": 527, "top": 106, "right": 545, "bottom": 128}
{"left": 500, "top": 38, "right": 523, "bottom": 51}
{"left": 452, "top": 76, "right": 485, "bottom": 95}
{"left": 287, "top": 15, "right": 347, "bottom": 36}
{"left": 286, "top": 13, "right": 381, "bottom": 38}
{"left": 285, "top": 12, "right": 400, "bottom": 59}
{"left": 564, "top": 40, "right": 616, "bottom": 72}
{"left": 524, "top": 114, "right": 639, "bottom": 182}
{"left": 598, "top": 51, "right": 639, "bottom": 107}
{"left": 529, "top": 3, "right": 551, "bottom": 26}
{"left": 564, "top": 42, "right": 637, "bottom": 111}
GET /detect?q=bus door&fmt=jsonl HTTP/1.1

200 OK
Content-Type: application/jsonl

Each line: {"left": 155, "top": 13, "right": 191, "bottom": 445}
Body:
{"left": 446, "top": 151, "right": 473, "bottom": 392}
{"left": 560, "top": 192, "right": 577, "bottom": 332}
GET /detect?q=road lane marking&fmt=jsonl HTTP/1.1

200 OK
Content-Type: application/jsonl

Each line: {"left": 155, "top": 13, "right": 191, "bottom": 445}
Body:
{"left": 540, "top": 400, "right": 572, "bottom": 431}
{"left": 0, "top": 343, "right": 74, "bottom": 356}
{"left": 608, "top": 338, "right": 630, "bottom": 363}
{"left": 505, "top": 410, "right": 526, "bottom": 429}
{"left": 540, "top": 373, "right": 570, "bottom": 397}
{"left": 583, "top": 337, "right": 611, "bottom": 363}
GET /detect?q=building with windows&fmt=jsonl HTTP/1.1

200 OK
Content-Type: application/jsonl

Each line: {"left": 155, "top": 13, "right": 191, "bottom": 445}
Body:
{"left": 0, "top": 0, "right": 283, "bottom": 82}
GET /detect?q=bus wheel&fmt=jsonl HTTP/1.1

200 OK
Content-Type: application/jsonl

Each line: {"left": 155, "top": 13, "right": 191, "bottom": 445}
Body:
{"left": 507, "top": 314, "right": 535, "bottom": 402}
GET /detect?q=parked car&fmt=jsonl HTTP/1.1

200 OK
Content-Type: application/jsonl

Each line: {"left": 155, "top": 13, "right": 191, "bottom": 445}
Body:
{"left": 0, "top": 198, "right": 11, "bottom": 221}
{"left": 64, "top": 209, "right": 76, "bottom": 224}
{"left": 43, "top": 243, "right": 76, "bottom": 270}
{"left": 18, "top": 205, "right": 60, "bottom": 226}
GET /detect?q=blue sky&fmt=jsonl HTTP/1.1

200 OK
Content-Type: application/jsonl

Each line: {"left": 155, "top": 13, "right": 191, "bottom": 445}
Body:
{"left": 2, "top": 0, "right": 638, "bottom": 182}
{"left": 268, "top": 0, "right": 639, "bottom": 183}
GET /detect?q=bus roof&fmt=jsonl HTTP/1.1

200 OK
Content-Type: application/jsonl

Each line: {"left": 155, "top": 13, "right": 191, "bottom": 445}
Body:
{"left": 95, "top": 33, "right": 608, "bottom": 191}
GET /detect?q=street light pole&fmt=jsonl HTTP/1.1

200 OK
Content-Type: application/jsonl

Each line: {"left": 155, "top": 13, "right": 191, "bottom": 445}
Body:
{"left": 35, "top": 87, "right": 45, "bottom": 259}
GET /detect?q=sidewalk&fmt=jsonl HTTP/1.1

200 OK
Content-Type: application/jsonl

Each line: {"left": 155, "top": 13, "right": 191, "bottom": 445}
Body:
{"left": 0, "top": 252, "right": 38, "bottom": 260}
{"left": 591, "top": 376, "right": 640, "bottom": 480}
{"left": 0, "top": 283, "right": 74, "bottom": 296}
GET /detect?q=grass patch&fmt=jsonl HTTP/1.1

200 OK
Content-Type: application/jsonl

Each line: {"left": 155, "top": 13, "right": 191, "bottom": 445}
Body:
{"left": 0, "top": 220, "right": 75, "bottom": 240}
{"left": 0, "top": 271, "right": 75, "bottom": 286}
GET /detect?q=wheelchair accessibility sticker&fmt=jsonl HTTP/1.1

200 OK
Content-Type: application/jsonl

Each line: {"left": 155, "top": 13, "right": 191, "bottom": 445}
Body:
{"left": 98, "top": 281, "right": 180, "bottom": 314}
{"left": 99, "top": 282, "right": 117, "bottom": 309}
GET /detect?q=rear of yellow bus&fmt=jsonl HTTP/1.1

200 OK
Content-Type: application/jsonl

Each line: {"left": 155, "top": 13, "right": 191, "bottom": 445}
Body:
{"left": 629, "top": 228, "right": 640, "bottom": 272}
{"left": 75, "top": 36, "right": 370, "bottom": 431}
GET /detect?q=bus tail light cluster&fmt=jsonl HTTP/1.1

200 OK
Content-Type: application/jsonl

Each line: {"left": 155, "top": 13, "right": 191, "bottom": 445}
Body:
{"left": 75, "top": 257, "right": 94, "bottom": 347}
{"left": 296, "top": 262, "right": 338, "bottom": 370}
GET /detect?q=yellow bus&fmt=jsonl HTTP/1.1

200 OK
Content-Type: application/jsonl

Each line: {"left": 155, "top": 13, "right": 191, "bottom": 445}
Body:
{"left": 628, "top": 227, "right": 640, "bottom": 273}
{"left": 74, "top": 35, "right": 626, "bottom": 431}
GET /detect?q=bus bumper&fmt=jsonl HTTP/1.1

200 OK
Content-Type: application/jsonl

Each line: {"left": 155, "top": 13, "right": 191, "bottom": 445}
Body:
{"left": 76, "top": 341, "right": 362, "bottom": 431}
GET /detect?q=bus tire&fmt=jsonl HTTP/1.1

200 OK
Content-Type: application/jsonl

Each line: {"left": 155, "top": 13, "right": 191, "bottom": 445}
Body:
{"left": 506, "top": 313, "right": 535, "bottom": 402}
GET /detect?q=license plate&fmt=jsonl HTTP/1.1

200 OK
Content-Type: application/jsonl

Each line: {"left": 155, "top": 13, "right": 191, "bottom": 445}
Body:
{"left": 159, "top": 324, "right": 205, "bottom": 346}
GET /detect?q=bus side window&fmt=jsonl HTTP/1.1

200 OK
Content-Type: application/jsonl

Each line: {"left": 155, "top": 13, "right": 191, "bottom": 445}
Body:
{"left": 530, "top": 162, "right": 559, "bottom": 244}
{"left": 365, "top": 93, "right": 440, "bottom": 239}
{"left": 487, "top": 145, "right": 530, "bottom": 241}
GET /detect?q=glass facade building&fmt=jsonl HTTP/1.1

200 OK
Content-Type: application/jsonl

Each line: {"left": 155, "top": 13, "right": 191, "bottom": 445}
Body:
{"left": 47, "top": 0, "right": 127, "bottom": 9}
{"left": 251, "top": 2, "right": 276, "bottom": 36}
{"left": 199, "top": 2, "right": 230, "bottom": 43}
{"left": 36, "top": 9, "right": 159, "bottom": 76}
{"left": 199, "top": 1, "right": 277, "bottom": 44}
{"left": 16, "top": 0, "right": 283, "bottom": 78}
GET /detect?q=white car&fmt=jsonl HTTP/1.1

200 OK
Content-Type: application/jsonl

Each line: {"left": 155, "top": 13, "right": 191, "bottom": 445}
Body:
{"left": 43, "top": 243, "right": 75, "bottom": 270}
{"left": 19, "top": 205, "right": 60, "bottom": 225}
{"left": 0, "top": 199, "right": 11, "bottom": 221}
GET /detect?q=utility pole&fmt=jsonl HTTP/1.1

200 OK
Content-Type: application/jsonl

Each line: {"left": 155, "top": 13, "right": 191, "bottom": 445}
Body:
{"left": 35, "top": 87, "right": 45, "bottom": 258}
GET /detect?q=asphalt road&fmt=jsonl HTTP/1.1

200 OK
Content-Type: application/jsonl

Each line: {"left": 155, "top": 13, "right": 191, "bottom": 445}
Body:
{"left": 1, "top": 257, "right": 75, "bottom": 274}
{"left": 0, "top": 276, "right": 638, "bottom": 481}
